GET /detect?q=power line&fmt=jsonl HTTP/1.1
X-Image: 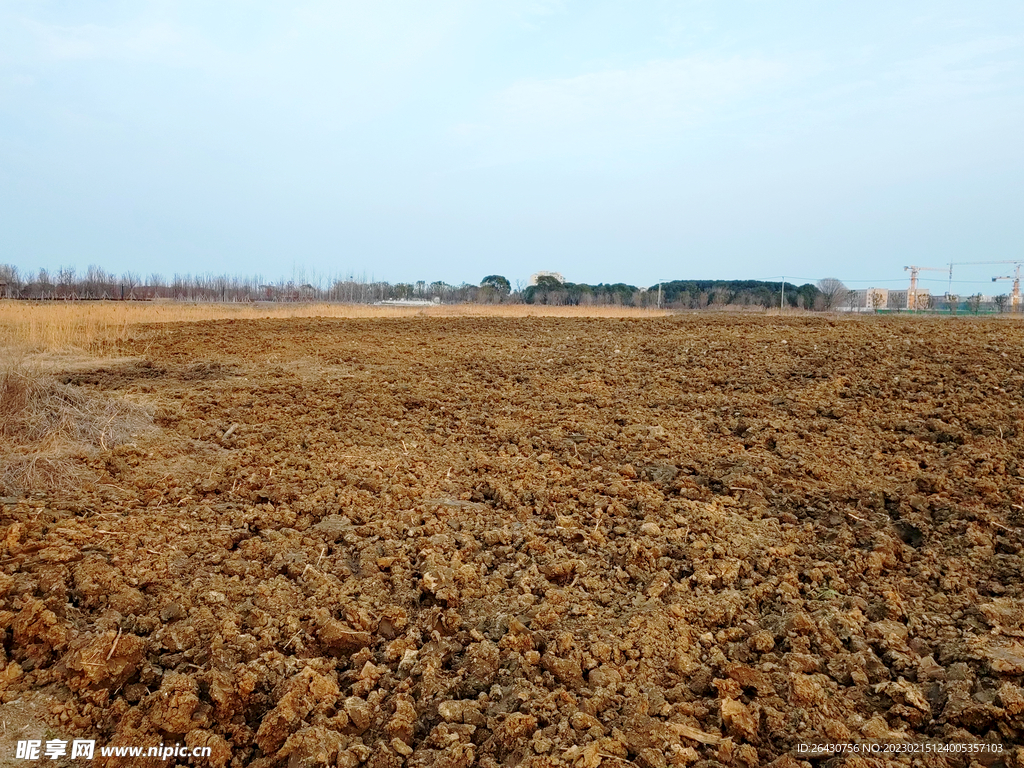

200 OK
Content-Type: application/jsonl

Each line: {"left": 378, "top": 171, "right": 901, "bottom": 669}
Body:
{"left": 749, "top": 275, "right": 819, "bottom": 282}
{"left": 842, "top": 279, "right": 909, "bottom": 284}
{"left": 919, "top": 278, "right": 1001, "bottom": 284}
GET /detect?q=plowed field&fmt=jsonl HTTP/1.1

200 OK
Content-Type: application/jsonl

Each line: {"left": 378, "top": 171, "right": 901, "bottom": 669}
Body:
{"left": 3, "top": 316, "right": 1024, "bottom": 767}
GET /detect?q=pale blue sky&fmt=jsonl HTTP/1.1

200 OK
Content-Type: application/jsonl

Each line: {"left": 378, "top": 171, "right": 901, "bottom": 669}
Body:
{"left": 1, "top": 1, "right": 1022, "bottom": 292}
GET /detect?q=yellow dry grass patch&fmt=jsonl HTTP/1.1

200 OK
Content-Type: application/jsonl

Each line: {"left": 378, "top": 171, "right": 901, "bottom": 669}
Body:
{"left": 0, "top": 300, "right": 669, "bottom": 355}
{"left": 0, "top": 359, "right": 154, "bottom": 496}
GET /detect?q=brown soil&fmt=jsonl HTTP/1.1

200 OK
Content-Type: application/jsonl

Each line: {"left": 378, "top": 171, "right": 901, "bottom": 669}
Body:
{"left": 2, "top": 316, "right": 1024, "bottom": 768}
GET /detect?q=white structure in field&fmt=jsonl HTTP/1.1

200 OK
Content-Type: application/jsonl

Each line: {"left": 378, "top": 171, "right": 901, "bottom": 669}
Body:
{"left": 374, "top": 298, "right": 441, "bottom": 307}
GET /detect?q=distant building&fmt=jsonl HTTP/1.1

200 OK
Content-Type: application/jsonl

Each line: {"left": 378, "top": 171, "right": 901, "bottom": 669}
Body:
{"left": 530, "top": 271, "right": 565, "bottom": 286}
{"left": 845, "top": 287, "right": 930, "bottom": 311}
{"left": 888, "top": 290, "right": 909, "bottom": 310}
{"left": 847, "top": 288, "right": 889, "bottom": 310}
{"left": 905, "top": 288, "right": 932, "bottom": 310}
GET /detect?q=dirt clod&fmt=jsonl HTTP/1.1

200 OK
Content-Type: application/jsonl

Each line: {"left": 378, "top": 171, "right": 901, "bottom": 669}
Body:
{"left": 3, "top": 316, "right": 1024, "bottom": 764}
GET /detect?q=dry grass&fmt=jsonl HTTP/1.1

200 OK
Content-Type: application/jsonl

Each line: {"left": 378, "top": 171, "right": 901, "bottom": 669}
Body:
{"left": 0, "top": 359, "right": 154, "bottom": 496}
{"left": 0, "top": 300, "right": 669, "bottom": 355}
{"left": 0, "top": 300, "right": 668, "bottom": 493}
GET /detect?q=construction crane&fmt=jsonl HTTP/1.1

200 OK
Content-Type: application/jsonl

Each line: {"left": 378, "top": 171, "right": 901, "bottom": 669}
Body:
{"left": 946, "top": 260, "right": 1024, "bottom": 295}
{"left": 904, "top": 265, "right": 945, "bottom": 310}
{"left": 992, "top": 264, "right": 1021, "bottom": 313}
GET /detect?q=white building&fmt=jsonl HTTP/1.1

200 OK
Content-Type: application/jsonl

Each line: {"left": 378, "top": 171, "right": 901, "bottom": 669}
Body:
{"left": 844, "top": 288, "right": 930, "bottom": 311}
{"left": 847, "top": 288, "right": 889, "bottom": 310}
{"left": 530, "top": 271, "right": 565, "bottom": 286}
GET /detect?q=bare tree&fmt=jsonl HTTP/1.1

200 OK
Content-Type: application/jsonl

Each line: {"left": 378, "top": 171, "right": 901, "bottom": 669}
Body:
{"left": 84, "top": 265, "right": 107, "bottom": 298}
{"left": 816, "top": 277, "right": 848, "bottom": 311}
{"left": 148, "top": 273, "right": 166, "bottom": 299}
{"left": 995, "top": 294, "right": 1009, "bottom": 313}
{"left": 121, "top": 271, "right": 141, "bottom": 300}
{"left": 57, "top": 266, "right": 76, "bottom": 298}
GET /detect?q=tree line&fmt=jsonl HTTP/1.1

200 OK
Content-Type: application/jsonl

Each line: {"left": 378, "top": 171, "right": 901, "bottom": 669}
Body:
{"left": 0, "top": 263, "right": 831, "bottom": 309}
{"left": 521, "top": 276, "right": 823, "bottom": 308}
{"left": 0, "top": 264, "right": 490, "bottom": 304}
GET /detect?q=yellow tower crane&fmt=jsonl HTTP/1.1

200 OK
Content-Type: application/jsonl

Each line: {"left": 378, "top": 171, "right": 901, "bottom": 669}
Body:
{"left": 948, "top": 260, "right": 1024, "bottom": 295}
{"left": 903, "top": 265, "right": 945, "bottom": 310}
{"left": 992, "top": 264, "right": 1021, "bottom": 313}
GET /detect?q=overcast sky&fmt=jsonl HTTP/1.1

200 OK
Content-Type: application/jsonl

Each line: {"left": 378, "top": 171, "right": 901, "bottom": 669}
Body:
{"left": 1, "top": 1, "right": 1022, "bottom": 292}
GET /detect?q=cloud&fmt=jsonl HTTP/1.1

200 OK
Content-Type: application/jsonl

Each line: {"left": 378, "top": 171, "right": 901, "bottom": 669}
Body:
{"left": 887, "top": 34, "right": 1024, "bottom": 100}
{"left": 459, "top": 55, "right": 790, "bottom": 162}
{"left": 503, "top": 57, "right": 786, "bottom": 122}
{"left": 509, "top": 0, "right": 567, "bottom": 23}
{"left": 4, "top": 6, "right": 461, "bottom": 135}
{"left": 18, "top": 17, "right": 223, "bottom": 69}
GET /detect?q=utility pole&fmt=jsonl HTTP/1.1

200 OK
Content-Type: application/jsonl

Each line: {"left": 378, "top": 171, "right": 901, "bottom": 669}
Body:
{"left": 656, "top": 278, "right": 670, "bottom": 309}
{"left": 780, "top": 278, "right": 785, "bottom": 311}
